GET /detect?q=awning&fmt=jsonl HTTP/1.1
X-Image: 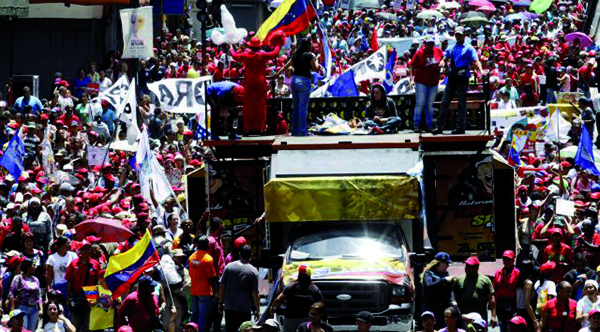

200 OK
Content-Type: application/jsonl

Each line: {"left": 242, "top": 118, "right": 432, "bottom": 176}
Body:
{"left": 29, "top": 0, "right": 129, "bottom": 4}
{"left": 264, "top": 175, "right": 419, "bottom": 222}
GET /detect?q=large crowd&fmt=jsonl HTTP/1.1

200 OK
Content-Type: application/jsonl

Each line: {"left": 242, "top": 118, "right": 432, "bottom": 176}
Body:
{"left": 0, "top": 0, "right": 598, "bottom": 329}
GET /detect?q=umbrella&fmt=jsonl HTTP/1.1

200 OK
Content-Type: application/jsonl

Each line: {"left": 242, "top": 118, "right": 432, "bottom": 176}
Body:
{"left": 512, "top": 0, "right": 531, "bottom": 6}
{"left": 417, "top": 9, "right": 444, "bottom": 19}
{"left": 530, "top": 0, "right": 552, "bottom": 13}
{"left": 560, "top": 146, "right": 600, "bottom": 161}
{"left": 468, "top": 0, "right": 494, "bottom": 6}
{"left": 565, "top": 32, "right": 594, "bottom": 47}
{"left": 459, "top": 11, "right": 487, "bottom": 19}
{"left": 503, "top": 12, "right": 529, "bottom": 21}
{"left": 75, "top": 218, "right": 134, "bottom": 243}
{"left": 351, "top": 0, "right": 381, "bottom": 8}
{"left": 375, "top": 12, "right": 400, "bottom": 21}
{"left": 440, "top": 1, "right": 461, "bottom": 8}
{"left": 461, "top": 16, "right": 491, "bottom": 25}
{"left": 476, "top": 5, "right": 497, "bottom": 12}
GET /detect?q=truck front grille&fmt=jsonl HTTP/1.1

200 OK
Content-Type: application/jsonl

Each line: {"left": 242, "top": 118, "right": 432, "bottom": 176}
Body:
{"left": 313, "top": 280, "right": 388, "bottom": 315}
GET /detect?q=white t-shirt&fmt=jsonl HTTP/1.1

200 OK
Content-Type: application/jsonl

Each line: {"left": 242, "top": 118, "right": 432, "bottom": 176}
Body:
{"left": 46, "top": 251, "right": 78, "bottom": 284}
{"left": 43, "top": 321, "right": 67, "bottom": 332}
{"left": 577, "top": 296, "right": 600, "bottom": 328}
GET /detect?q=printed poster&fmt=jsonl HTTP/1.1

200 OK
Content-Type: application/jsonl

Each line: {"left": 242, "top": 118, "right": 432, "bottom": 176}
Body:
{"left": 433, "top": 154, "right": 496, "bottom": 259}
{"left": 87, "top": 146, "right": 109, "bottom": 166}
{"left": 120, "top": 6, "right": 154, "bottom": 59}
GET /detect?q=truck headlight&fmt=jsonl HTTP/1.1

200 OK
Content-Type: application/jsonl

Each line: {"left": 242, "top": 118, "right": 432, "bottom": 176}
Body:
{"left": 391, "top": 286, "right": 406, "bottom": 297}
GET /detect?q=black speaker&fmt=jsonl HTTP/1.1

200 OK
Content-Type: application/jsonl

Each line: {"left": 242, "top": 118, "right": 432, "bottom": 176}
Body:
{"left": 12, "top": 75, "right": 39, "bottom": 99}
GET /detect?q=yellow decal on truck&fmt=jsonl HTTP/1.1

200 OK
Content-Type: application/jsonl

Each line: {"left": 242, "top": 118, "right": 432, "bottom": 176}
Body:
{"left": 264, "top": 176, "right": 419, "bottom": 222}
{"left": 282, "top": 258, "right": 407, "bottom": 285}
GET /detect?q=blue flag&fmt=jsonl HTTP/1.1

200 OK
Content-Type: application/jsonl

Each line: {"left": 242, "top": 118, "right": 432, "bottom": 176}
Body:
{"left": 0, "top": 133, "right": 25, "bottom": 181}
{"left": 383, "top": 48, "right": 397, "bottom": 94}
{"left": 195, "top": 121, "right": 209, "bottom": 140}
{"left": 327, "top": 70, "right": 359, "bottom": 97}
{"left": 574, "top": 124, "right": 600, "bottom": 175}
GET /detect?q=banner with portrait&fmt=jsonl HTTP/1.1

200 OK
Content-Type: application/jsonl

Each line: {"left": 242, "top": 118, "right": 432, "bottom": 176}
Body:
{"left": 120, "top": 6, "right": 154, "bottom": 59}
{"left": 425, "top": 153, "right": 496, "bottom": 259}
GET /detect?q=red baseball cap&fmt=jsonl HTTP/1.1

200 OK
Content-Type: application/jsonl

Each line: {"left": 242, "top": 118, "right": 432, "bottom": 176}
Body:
{"left": 509, "top": 316, "right": 527, "bottom": 326}
{"left": 298, "top": 265, "right": 309, "bottom": 275}
{"left": 503, "top": 250, "right": 515, "bottom": 259}
{"left": 234, "top": 236, "right": 247, "bottom": 249}
{"left": 465, "top": 257, "right": 480, "bottom": 266}
{"left": 540, "top": 261, "right": 556, "bottom": 275}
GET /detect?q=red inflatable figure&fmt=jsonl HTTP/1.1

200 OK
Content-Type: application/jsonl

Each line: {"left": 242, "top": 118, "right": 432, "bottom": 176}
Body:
{"left": 231, "top": 33, "right": 284, "bottom": 134}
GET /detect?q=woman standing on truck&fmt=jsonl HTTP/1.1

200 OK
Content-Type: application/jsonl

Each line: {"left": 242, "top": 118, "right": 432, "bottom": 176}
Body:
{"left": 422, "top": 252, "right": 455, "bottom": 329}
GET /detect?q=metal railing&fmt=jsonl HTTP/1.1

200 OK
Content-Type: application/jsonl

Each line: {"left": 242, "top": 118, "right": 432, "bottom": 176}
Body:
{"left": 266, "top": 92, "right": 488, "bottom": 131}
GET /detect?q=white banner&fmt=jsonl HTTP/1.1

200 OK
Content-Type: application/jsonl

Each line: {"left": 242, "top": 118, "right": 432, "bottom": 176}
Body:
{"left": 87, "top": 146, "right": 109, "bottom": 166}
{"left": 312, "top": 47, "right": 387, "bottom": 97}
{"left": 137, "top": 128, "right": 175, "bottom": 204}
{"left": 116, "top": 78, "right": 140, "bottom": 145}
{"left": 120, "top": 6, "right": 153, "bottom": 59}
{"left": 147, "top": 76, "right": 213, "bottom": 112}
{"left": 91, "top": 75, "right": 131, "bottom": 109}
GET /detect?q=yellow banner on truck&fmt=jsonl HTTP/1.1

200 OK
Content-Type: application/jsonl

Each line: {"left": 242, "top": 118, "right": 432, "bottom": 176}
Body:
{"left": 264, "top": 175, "right": 419, "bottom": 222}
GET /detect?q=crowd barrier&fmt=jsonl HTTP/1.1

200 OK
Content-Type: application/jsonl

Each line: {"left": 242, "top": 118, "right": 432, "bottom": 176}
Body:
{"left": 266, "top": 91, "right": 488, "bottom": 131}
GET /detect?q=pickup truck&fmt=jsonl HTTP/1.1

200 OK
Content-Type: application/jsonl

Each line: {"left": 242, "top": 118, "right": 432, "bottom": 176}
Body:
{"left": 263, "top": 147, "right": 425, "bottom": 331}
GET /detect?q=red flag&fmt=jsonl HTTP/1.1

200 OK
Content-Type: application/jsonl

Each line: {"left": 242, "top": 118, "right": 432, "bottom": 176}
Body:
{"left": 370, "top": 25, "right": 379, "bottom": 52}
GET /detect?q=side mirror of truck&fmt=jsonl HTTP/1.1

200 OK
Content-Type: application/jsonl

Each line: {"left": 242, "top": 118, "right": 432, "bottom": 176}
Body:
{"left": 409, "top": 252, "right": 428, "bottom": 266}
{"left": 261, "top": 248, "right": 284, "bottom": 268}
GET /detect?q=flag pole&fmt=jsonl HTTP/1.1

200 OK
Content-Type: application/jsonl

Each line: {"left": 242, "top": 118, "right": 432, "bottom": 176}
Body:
{"left": 556, "top": 105, "right": 561, "bottom": 161}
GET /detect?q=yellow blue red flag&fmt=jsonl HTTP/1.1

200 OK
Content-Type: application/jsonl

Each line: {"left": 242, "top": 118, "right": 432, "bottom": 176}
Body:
{"left": 104, "top": 230, "right": 159, "bottom": 299}
{"left": 256, "top": 0, "right": 316, "bottom": 41}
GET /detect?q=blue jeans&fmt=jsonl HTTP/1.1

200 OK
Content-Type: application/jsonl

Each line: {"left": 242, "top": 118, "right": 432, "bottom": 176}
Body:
{"left": 291, "top": 76, "right": 311, "bottom": 136}
{"left": 364, "top": 117, "right": 402, "bottom": 132}
{"left": 53, "top": 281, "right": 70, "bottom": 318}
{"left": 191, "top": 296, "right": 212, "bottom": 332}
{"left": 19, "top": 304, "right": 38, "bottom": 331}
{"left": 546, "top": 87, "right": 557, "bottom": 104}
{"left": 435, "top": 77, "right": 469, "bottom": 130}
{"left": 414, "top": 82, "right": 438, "bottom": 129}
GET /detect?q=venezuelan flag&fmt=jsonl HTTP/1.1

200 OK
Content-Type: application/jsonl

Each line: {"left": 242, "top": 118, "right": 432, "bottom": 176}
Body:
{"left": 256, "top": 0, "right": 316, "bottom": 42}
{"left": 104, "top": 230, "right": 159, "bottom": 299}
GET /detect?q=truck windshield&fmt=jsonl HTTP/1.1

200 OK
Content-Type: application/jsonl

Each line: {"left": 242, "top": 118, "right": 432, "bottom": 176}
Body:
{"left": 290, "top": 229, "right": 404, "bottom": 261}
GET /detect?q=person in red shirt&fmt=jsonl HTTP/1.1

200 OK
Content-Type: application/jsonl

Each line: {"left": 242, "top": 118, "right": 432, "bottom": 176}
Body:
{"left": 116, "top": 275, "right": 166, "bottom": 332}
{"left": 578, "top": 60, "right": 594, "bottom": 98}
{"left": 494, "top": 250, "right": 520, "bottom": 332}
{"left": 519, "top": 64, "right": 539, "bottom": 107}
{"left": 410, "top": 36, "right": 443, "bottom": 133}
{"left": 231, "top": 35, "right": 282, "bottom": 135}
{"left": 177, "top": 57, "right": 191, "bottom": 78}
{"left": 213, "top": 61, "right": 225, "bottom": 83}
{"left": 539, "top": 281, "right": 578, "bottom": 332}
{"left": 543, "top": 229, "right": 575, "bottom": 283}
{"left": 57, "top": 106, "right": 80, "bottom": 129}
{"left": 65, "top": 242, "right": 101, "bottom": 331}
{"left": 575, "top": 220, "right": 600, "bottom": 269}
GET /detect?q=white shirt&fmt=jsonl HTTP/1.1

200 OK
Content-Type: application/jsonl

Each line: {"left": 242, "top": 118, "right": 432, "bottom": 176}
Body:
{"left": 46, "top": 251, "right": 78, "bottom": 284}
{"left": 577, "top": 296, "right": 600, "bottom": 328}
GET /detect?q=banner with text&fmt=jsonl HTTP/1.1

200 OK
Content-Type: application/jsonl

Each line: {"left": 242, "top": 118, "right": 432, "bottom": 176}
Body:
{"left": 148, "top": 76, "right": 213, "bottom": 113}
{"left": 120, "top": 6, "right": 154, "bottom": 59}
